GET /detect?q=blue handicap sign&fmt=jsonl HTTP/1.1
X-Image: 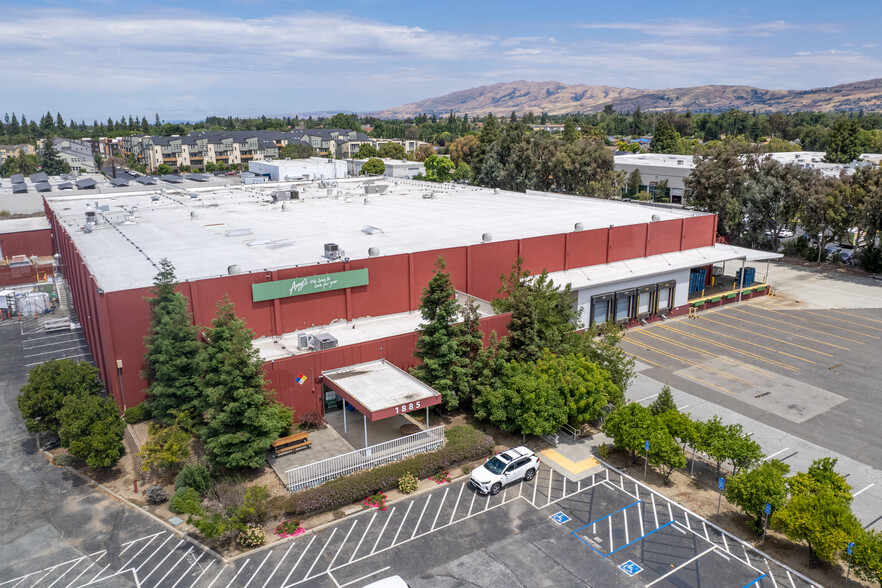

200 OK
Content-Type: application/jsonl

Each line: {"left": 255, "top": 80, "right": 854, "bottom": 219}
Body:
{"left": 848, "top": 542, "right": 855, "bottom": 555}
{"left": 764, "top": 502, "right": 772, "bottom": 515}
{"left": 644, "top": 440, "right": 650, "bottom": 452}
{"left": 619, "top": 560, "right": 643, "bottom": 576}
{"left": 718, "top": 477, "right": 726, "bottom": 490}
{"left": 550, "top": 511, "right": 571, "bottom": 525}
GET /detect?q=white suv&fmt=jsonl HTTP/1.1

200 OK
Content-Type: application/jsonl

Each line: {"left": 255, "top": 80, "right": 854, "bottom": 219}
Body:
{"left": 470, "top": 446, "right": 539, "bottom": 495}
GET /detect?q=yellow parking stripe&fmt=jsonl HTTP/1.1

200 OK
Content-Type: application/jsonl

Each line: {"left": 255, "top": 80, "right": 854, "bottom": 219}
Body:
{"left": 651, "top": 325, "right": 799, "bottom": 372}
{"left": 668, "top": 322, "right": 816, "bottom": 364}
{"left": 627, "top": 333, "right": 750, "bottom": 387}
{"left": 539, "top": 449, "right": 599, "bottom": 475}
{"left": 801, "top": 310, "right": 882, "bottom": 333}
{"left": 730, "top": 308, "right": 865, "bottom": 344}
{"left": 828, "top": 309, "right": 882, "bottom": 325}
{"left": 761, "top": 307, "right": 880, "bottom": 340}
{"left": 697, "top": 316, "right": 834, "bottom": 358}
{"left": 715, "top": 310, "right": 850, "bottom": 350}
{"left": 628, "top": 352, "right": 664, "bottom": 368}
{"left": 638, "top": 329, "right": 777, "bottom": 379}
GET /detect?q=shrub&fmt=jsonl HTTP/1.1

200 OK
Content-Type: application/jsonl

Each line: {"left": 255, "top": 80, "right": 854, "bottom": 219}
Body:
{"left": 398, "top": 472, "right": 418, "bottom": 494}
{"left": 138, "top": 423, "right": 190, "bottom": 474}
{"left": 175, "top": 464, "right": 213, "bottom": 495}
{"left": 123, "top": 403, "right": 152, "bottom": 424}
{"left": 169, "top": 486, "right": 203, "bottom": 515}
{"left": 144, "top": 485, "right": 169, "bottom": 504}
{"left": 284, "top": 425, "right": 492, "bottom": 517}
{"left": 299, "top": 410, "right": 327, "bottom": 430}
{"left": 275, "top": 519, "right": 304, "bottom": 538}
{"left": 363, "top": 492, "right": 388, "bottom": 511}
{"left": 597, "top": 442, "right": 610, "bottom": 459}
{"left": 430, "top": 470, "right": 451, "bottom": 484}
{"left": 237, "top": 526, "right": 266, "bottom": 548}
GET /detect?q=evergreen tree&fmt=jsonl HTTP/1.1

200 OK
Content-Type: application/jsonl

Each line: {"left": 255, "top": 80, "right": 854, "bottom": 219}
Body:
{"left": 199, "top": 296, "right": 292, "bottom": 469}
{"left": 650, "top": 119, "right": 682, "bottom": 154}
{"left": 9, "top": 113, "right": 19, "bottom": 135}
{"left": 39, "top": 139, "right": 68, "bottom": 175}
{"left": 412, "top": 258, "right": 472, "bottom": 409}
{"left": 143, "top": 259, "right": 203, "bottom": 428}
{"left": 17, "top": 359, "right": 103, "bottom": 433}
{"left": 649, "top": 385, "right": 677, "bottom": 415}
{"left": 626, "top": 169, "right": 643, "bottom": 197}
{"left": 825, "top": 117, "right": 862, "bottom": 163}
{"left": 562, "top": 119, "right": 580, "bottom": 143}
{"left": 58, "top": 394, "right": 126, "bottom": 468}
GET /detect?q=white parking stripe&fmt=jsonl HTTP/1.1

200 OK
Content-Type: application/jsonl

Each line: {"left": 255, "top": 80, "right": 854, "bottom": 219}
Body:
{"left": 785, "top": 569, "right": 796, "bottom": 588}
{"left": 64, "top": 553, "right": 104, "bottom": 588}
{"left": 483, "top": 492, "right": 491, "bottom": 512}
{"left": 87, "top": 563, "right": 111, "bottom": 584}
{"left": 742, "top": 544, "right": 751, "bottom": 565}
{"left": 155, "top": 546, "right": 193, "bottom": 586}
{"left": 120, "top": 533, "right": 162, "bottom": 571}
{"left": 766, "top": 559, "right": 779, "bottom": 588}
{"left": 547, "top": 469, "right": 553, "bottom": 506}
{"left": 141, "top": 539, "right": 183, "bottom": 582}
{"left": 651, "top": 493, "right": 659, "bottom": 529}
{"left": 302, "top": 527, "right": 337, "bottom": 582}
{"left": 188, "top": 560, "right": 213, "bottom": 588}
{"left": 261, "top": 542, "right": 294, "bottom": 588}
{"left": 703, "top": 521, "right": 710, "bottom": 541}
{"left": 412, "top": 495, "right": 431, "bottom": 540}
{"left": 280, "top": 536, "right": 315, "bottom": 588}
{"left": 634, "top": 483, "right": 639, "bottom": 499}
{"left": 327, "top": 521, "right": 358, "bottom": 571}
{"left": 338, "top": 567, "right": 391, "bottom": 588}
{"left": 638, "top": 501, "right": 645, "bottom": 537}
{"left": 645, "top": 546, "right": 717, "bottom": 587}
{"left": 23, "top": 345, "right": 88, "bottom": 358}
{"left": 120, "top": 532, "right": 163, "bottom": 552}
{"left": 531, "top": 472, "right": 539, "bottom": 505}
{"left": 431, "top": 487, "right": 448, "bottom": 531}
{"left": 223, "top": 558, "right": 249, "bottom": 588}
{"left": 562, "top": 477, "right": 566, "bottom": 498}
{"left": 349, "top": 513, "right": 377, "bottom": 563}
{"left": 722, "top": 533, "right": 730, "bottom": 553}
{"left": 244, "top": 552, "right": 273, "bottom": 588}
{"left": 23, "top": 338, "right": 82, "bottom": 350}
{"left": 26, "top": 353, "right": 89, "bottom": 367}
{"left": 623, "top": 505, "right": 629, "bottom": 546}
{"left": 171, "top": 553, "right": 203, "bottom": 588}
{"left": 136, "top": 534, "right": 174, "bottom": 572}
{"left": 205, "top": 564, "right": 227, "bottom": 588}
{"left": 684, "top": 512, "right": 691, "bottom": 531}
{"left": 44, "top": 558, "right": 86, "bottom": 588}
{"left": 762, "top": 448, "right": 790, "bottom": 461}
{"left": 852, "top": 483, "right": 874, "bottom": 497}
{"left": 372, "top": 507, "right": 396, "bottom": 554}
{"left": 608, "top": 515, "right": 614, "bottom": 552}
{"left": 451, "top": 484, "right": 465, "bottom": 524}
{"left": 466, "top": 491, "right": 476, "bottom": 517}
{"left": 667, "top": 502, "right": 674, "bottom": 522}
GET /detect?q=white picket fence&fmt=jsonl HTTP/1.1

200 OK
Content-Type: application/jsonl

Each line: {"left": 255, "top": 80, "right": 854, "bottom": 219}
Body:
{"left": 285, "top": 425, "right": 446, "bottom": 492}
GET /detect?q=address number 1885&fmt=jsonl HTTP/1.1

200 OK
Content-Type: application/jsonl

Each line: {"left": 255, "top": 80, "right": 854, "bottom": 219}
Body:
{"left": 394, "top": 401, "right": 421, "bottom": 414}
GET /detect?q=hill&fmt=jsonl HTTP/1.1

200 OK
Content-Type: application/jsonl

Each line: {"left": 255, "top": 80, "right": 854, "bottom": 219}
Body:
{"left": 372, "top": 79, "right": 882, "bottom": 117}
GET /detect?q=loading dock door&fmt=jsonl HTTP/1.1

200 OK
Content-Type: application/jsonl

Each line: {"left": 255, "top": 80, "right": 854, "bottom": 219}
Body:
{"left": 614, "top": 289, "right": 637, "bottom": 323}
{"left": 636, "top": 285, "right": 655, "bottom": 317}
{"left": 590, "top": 293, "right": 614, "bottom": 326}
{"left": 656, "top": 280, "right": 676, "bottom": 313}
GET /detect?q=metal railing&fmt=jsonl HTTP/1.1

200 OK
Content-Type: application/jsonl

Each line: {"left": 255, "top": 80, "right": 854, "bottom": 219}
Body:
{"left": 285, "top": 425, "right": 445, "bottom": 492}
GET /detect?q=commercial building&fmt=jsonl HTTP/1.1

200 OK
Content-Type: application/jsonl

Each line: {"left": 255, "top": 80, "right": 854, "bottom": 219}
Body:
{"left": 346, "top": 158, "right": 425, "bottom": 178}
{"left": 248, "top": 158, "right": 347, "bottom": 181}
{"left": 613, "top": 153, "right": 694, "bottom": 203}
{"left": 44, "top": 179, "right": 776, "bottom": 418}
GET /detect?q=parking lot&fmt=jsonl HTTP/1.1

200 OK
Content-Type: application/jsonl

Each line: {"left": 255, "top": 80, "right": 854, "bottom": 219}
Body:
{"left": 0, "top": 458, "right": 817, "bottom": 587}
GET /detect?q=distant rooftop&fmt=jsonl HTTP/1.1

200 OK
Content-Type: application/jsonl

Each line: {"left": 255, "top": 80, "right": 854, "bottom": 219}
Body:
{"left": 45, "top": 179, "right": 708, "bottom": 293}
{"left": 0, "top": 216, "right": 51, "bottom": 235}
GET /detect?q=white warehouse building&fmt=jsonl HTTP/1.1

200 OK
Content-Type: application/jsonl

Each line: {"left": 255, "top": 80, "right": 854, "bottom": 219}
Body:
{"left": 248, "top": 158, "right": 348, "bottom": 181}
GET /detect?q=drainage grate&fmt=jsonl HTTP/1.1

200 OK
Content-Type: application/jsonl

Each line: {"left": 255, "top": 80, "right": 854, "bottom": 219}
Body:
{"left": 754, "top": 391, "right": 772, "bottom": 399}
{"left": 829, "top": 363, "right": 842, "bottom": 370}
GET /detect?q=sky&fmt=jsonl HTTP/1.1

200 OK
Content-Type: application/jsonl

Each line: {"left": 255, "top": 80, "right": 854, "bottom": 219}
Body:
{"left": 1, "top": 0, "right": 880, "bottom": 121}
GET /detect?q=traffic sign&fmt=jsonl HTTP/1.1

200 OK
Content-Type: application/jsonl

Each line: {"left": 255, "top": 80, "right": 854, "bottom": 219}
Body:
{"left": 718, "top": 477, "right": 726, "bottom": 490}
{"left": 764, "top": 502, "right": 772, "bottom": 515}
{"left": 644, "top": 440, "right": 650, "bottom": 452}
{"left": 550, "top": 511, "right": 571, "bottom": 525}
{"left": 848, "top": 542, "right": 855, "bottom": 555}
{"left": 619, "top": 561, "right": 643, "bottom": 576}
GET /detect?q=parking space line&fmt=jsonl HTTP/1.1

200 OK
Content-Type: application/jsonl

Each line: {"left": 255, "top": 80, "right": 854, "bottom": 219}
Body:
{"left": 243, "top": 552, "right": 272, "bottom": 588}
{"left": 685, "top": 511, "right": 691, "bottom": 531}
{"left": 703, "top": 521, "right": 710, "bottom": 541}
{"left": 411, "top": 495, "right": 431, "bottom": 540}
{"left": 171, "top": 553, "right": 203, "bottom": 588}
{"left": 465, "top": 490, "right": 476, "bottom": 517}
{"left": 655, "top": 326, "right": 800, "bottom": 372}
{"left": 719, "top": 310, "right": 851, "bottom": 350}
{"left": 188, "top": 560, "right": 214, "bottom": 588}
{"left": 667, "top": 502, "right": 674, "bottom": 522}
{"left": 392, "top": 502, "right": 412, "bottom": 546}
{"left": 261, "top": 542, "right": 294, "bottom": 588}
{"left": 141, "top": 539, "right": 183, "bottom": 582}
{"left": 430, "top": 488, "right": 448, "bottom": 532}
{"left": 64, "top": 553, "right": 104, "bottom": 588}
{"left": 222, "top": 558, "right": 248, "bottom": 588}
{"left": 348, "top": 513, "right": 376, "bottom": 563}
{"left": 23, "top": 345, "right": 88, "bottom": 358}
{"left": 280, "top": 536, "right": 315, "bottom": 588}
{"left": 44, "top": 558, "right": 86, "bottom": 588}
{"left": 301, "top": 527, "right": 336, "bottom": 583}
{"left": 852, "top": 483, "right": 874, "bottom": 497}
{"left": 651, "top": 493, "right": 659, "bottom": 529}
{"left": 722, "top": 533, "right": 730, "bottom": 553}
{"left": 629, "top": 352, "right": 665, "bottom": 368}
{"left": 547, "top": 469, "right": 553, "bottom": 506}
{"left": 828, "top": 308, "right": 882, "bottom": 325}
{"left": 622, "top": 506, "right": 629, "bottom": 545}
{"left": 732, "top": 308, "right": 864, "bottom": 344}
{"left": 339, "top": 567, "right": 391, "bottom": 588}
{"left": 785, "top": 569, "right": 796, "bottom": 587}
{"left": 763, "top": 307, "right": 880, "bottom": 339}
{"left": 633, "top": 331, "right": 758, "bottom": 380}
{"left": 699, "top": 316, "right": 835, "bottom": 357}
{"left": 608, "top": 515, "right": 614, "bottom": 552}
{"left": 742, "top": 544, "right": 751, "bottom": 565}
{"left": 451, "top": 484, "right": 465, "bottom": 524}
{"left": 135, "top": 534, "right": 174, "bottom": 572}
{"left": 328, "top": 521, "right": 358, "bottom": 571}
{"left": 638, "top": 502, "right": 645, "bottom": 537}
{"left": 120, "top": 531, "right": 163, "bottom": 552}
{"left": 501, "top": 487, "right": 507, "bottom": 504}
{"left": 634, "top": 482, "right": 639, "bottom": 499}
{"left": 154, "top": 546, "right": 193, "bottom": 586}
{"left": 22, "top": 337, "right": 82, "bottom": 350}
{"left": 205, "top": 564, "right": 227, "bottom": 588}
{"left": 483, "top": 492, "right": 491, "bottom": 512}
{"left": 766, "top": 560, "right": 779, "bottom": 588}
{"left": 25, "top": 353, "right": 90, "bottom": 367}
{"left": 675, "top": 322, "right": 817, "bottom": 365}
{"left": 372, "top": 508, "right": 396, "bottom": 554}
{"left": 762, "top": 448, "right": 789, "bottom": 461}
{"left": 86, "top": 564, "right": 111, "bottom": 585}
{"left": 800, "top": 309, "right": 882, "bottom": 333}
{"left": 645, "top": 546, "right": 717, "bottom": 587}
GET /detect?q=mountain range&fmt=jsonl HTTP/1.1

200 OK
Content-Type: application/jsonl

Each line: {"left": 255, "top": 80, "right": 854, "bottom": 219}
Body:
{"left": 370, "top": 79, "right": 882, "bottom": 117}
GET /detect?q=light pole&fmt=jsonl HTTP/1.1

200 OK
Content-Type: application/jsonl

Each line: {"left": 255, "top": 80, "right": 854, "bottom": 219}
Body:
{"left": 643, "top": 440, "right": 649, "bottom": 480}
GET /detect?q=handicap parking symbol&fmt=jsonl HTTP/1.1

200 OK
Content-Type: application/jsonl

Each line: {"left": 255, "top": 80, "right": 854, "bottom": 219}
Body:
{"left": 619, "top": 560, "right": 643, "bottom": 576}
{"left": 550, "top": 511, "right": 571, "bottom": 525}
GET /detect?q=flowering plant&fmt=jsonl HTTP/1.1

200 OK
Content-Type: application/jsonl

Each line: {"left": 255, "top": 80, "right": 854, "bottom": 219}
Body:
{"left": 363, "top": 491, "right": 388, "bottom": 511}
{"left": 274, "top": 519, "right": 305, "bottom": 538}
{"left": 430, "top": 470, "right": 451, "bottom": 484}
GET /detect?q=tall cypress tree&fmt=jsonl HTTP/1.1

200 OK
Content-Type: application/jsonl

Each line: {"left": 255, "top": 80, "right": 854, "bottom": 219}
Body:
{"left": 199, "top": 296, "right": 292, "bottom": 469}
{"left": 143, "top": 259, "right": 203, "bottom": 427}
{"left": 39, "top": 139, "right": 67, "bottom": 175}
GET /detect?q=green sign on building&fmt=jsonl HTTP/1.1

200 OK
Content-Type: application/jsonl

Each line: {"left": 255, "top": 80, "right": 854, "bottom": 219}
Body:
{"left": 252, "top": 268, "right": 369, "bottom": 302}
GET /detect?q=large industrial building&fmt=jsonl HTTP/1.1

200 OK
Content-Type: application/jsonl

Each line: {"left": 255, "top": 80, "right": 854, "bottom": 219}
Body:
{"left": 43, "top": 179, "right": 776, "bottom": 417}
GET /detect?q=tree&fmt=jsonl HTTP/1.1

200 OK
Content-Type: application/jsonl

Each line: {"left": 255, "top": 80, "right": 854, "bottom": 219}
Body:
{"left": 602, "top": 402, "right": 653, "bottom": 463}
{"left": 649, "top": 385, "right": 677, "bottom": 415}
{"left": 278, "top": 143, "right": 314, "bottom": 159}
{"left": 138, "top": 423, "right": 191, "bottom": 474}
{"left": 360, "top": 158, "right": 385, "bottom": 176}
{"left": 473, "top": 358, "right": 568, "bottom": 437}
{"left": 852, "top": 529, "right": 882, "bottom": 587}
{"left": 156, "top": 163, "right": 173, "bottom": 175}
{"left": 625, "top": 169, "right": 642, "bottom": 197}
{"left": 647, "top": 420, "right": 686, "bottom": 483}
{"left": 199, "top": 297, "right": 293, "bottom": 469}
{"left": 493, "top": 259, "right": 579, "bottom": 363}
{"left": 650, "top": 119, "right": 682, "bottom": 154}
{"left": 18, "top": 359, "right": 103, "bottom": 433}
{"left": 452, "top": 161, "right": 472, "bottom": 183}
{"left": 58, "top": 394, "right": 126, "bottom": 468}
{"left": 535, "top": 352, "right": 618, "bottom": 425}
{"left": 773, "top": 457, "right": 860, "bottom": 565}
{"left": 725, "top": 459, "right": 790, "bottom": 532}
{"left": 412, "top": 258, "right": 471, "bottom": 409}
{"left": 562, "top": 119, "right": 580, "bottom": 143}
{"left": 326, "top": 113, "right": 361, "bottom": 132}
{"left": 825, "top": 117, "right": 862, "bottom": 163}
{"left": 549, "top": 139, "right": 623, "bottom": 198}
{"left": 414, "top": 144, "right": 434, "bottom": 162}
{"left": 423, "top": 154, "right": 455, "bottom": 182}
{"left": 378, "top": 142, "right": 406, "bottom": 160}
{"left": 143, "top": 259, "right": 203, "bottom": 428}
{"left": 448, "top": 135, "right": 479, "bottom": 165}
{"left": 354, "top": 143, "right": 378, "bottom": 158}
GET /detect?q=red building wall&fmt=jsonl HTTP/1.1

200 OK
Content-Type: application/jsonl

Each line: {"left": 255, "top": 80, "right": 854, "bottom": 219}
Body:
{"left": 48, "top": 211, "right": 718, "bottom": 412}
{"left": 0, "top": 228, "right": 53, "bottom": 258}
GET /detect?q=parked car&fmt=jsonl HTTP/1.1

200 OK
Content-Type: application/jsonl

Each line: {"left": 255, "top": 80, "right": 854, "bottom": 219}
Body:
{"left": 777, "top": 229, "right": 794, "bottom": 238}
{"left": 824, "top": 243, "right": 857, "bottom": 264}
{"left": 469, "top": 446, "right": 539, "bottom": 495}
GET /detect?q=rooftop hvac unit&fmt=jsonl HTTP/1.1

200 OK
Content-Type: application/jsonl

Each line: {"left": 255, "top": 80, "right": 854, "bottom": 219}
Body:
{"left": 323, "top": 243, "right": 344, "bottom": 260}
{"left": 297, "top": 332, "right": 310, "bottom": 350}
{"left": 312, "top": 333, "right": 338, "bottom": 351}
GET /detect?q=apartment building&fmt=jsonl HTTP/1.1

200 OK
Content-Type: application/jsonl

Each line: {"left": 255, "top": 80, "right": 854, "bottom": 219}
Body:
{"left": 52, "top": 138, "right": 97, "bottom": 173}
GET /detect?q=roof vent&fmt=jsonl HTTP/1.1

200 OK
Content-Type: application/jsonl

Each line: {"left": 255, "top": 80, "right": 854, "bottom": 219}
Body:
{"left": 83, "top": 223, "right": 93, "bottom": 233}
{"left": 362, "top": 225, "right": 383, "bottom": 235}
{"left": 151, "top": 195, "right": 160, "bottom": 202}
{"left": 227, "top": 264, "right": 241, "bottom": 275}
{"left": 281, "top": 203, "right": 289, "bottom": 212}
{"left": 363, "top": 197, "right": 370, "bottom": 205}
{"left": 191, "top": 211, "right": 198, "bottom": 219}
{"left": 574, "top": 222, "right": 584, "bottom": 231}
{"left": 482, "top": 233, "right": 493, "bottom": 243}
{"left": 368, "top": 247, "right": 380, "bottom": 257}
{"left": 651, "top": 214, "right": 661, "bottom": 222}
{"left": 493, "top": 188, "right": 500, "bottom": 194}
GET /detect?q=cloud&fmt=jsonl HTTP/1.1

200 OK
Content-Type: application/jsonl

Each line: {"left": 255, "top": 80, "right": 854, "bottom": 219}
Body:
{"left": 577, "top": 18, "right": 840, "bottom": 39}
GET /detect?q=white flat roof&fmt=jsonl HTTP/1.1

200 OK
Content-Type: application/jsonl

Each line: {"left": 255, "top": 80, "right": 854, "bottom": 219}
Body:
{"left": 0, "top": 216, "right": 50, "bottom": 234}
{"left": 322, "top": 359, "right": 441, "bottom": 419}
{"left": 546, "top": 244, "right": 781, "bottom": 291}
{"left": 45, "top": 179, "right": 708, "bottom": 292}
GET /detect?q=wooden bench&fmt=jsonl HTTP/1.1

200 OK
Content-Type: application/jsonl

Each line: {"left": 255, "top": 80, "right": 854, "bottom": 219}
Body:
{"left": 272, "top": 432, "right": 312, "bottom": 456}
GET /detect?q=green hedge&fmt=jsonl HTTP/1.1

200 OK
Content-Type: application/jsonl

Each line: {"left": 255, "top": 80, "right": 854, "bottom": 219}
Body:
{"left": 278, "top": 425, "right": 492, "bottom": 517}
{"left": 123, "top": 403, "right": 151, "bottom": 424}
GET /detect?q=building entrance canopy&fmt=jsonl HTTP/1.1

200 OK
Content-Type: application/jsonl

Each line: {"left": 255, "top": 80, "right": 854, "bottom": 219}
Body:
{"left": 322, "top": 359, "right": 442, "bottom": 422}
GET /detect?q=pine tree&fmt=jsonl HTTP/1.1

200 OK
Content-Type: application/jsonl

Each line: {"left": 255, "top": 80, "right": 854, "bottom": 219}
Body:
{"left": 649, "top": 385, "right": 677, "bottom": 415}
{"left": 143, "top": 259, "right": 203, "bottom": 428}
{"left": 39, "top": 139, "right": 68, "bottom": 175}
{"left": 412, "top": 258, "right": 471, "bottom": 409}
{"left": 199, "top": 296, "right": 292, "bottom": 469}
